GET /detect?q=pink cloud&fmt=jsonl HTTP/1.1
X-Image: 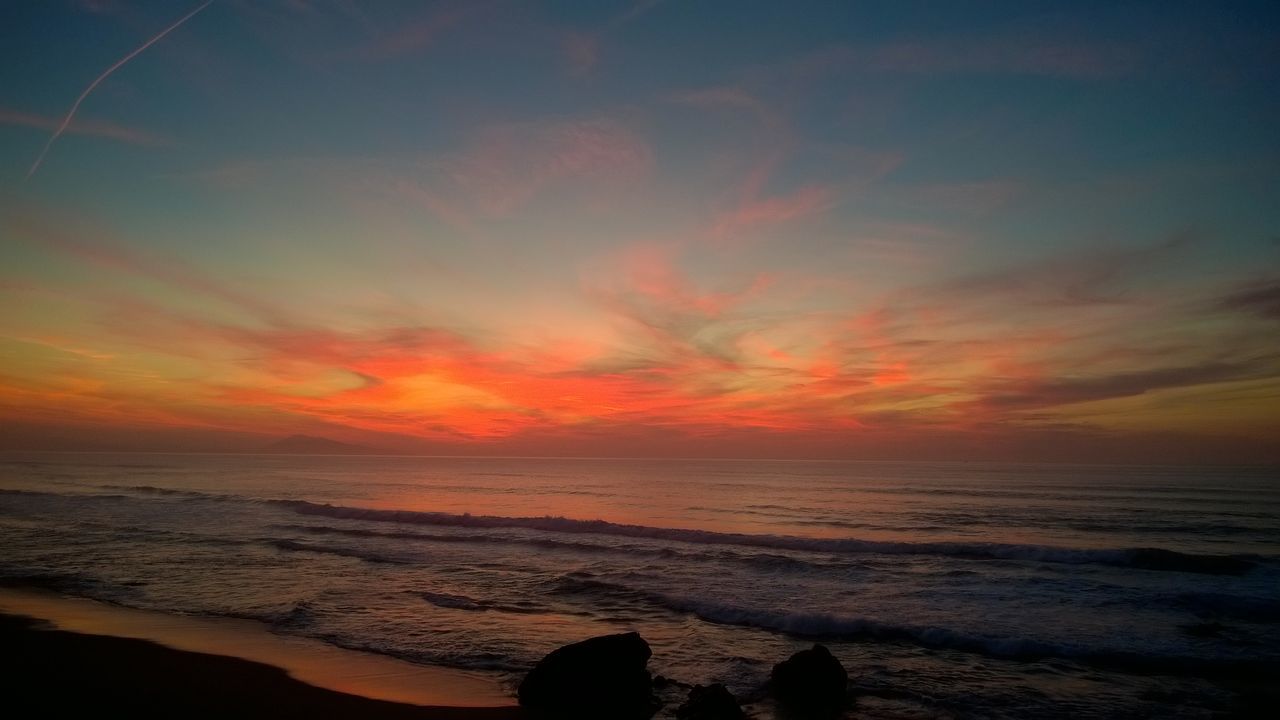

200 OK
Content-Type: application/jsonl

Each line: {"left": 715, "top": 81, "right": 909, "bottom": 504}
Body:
{"left": 669, "top": 86, "right": 892, "bottom": 243}
{"left": 713, "top": 185, "right": 833, "bottom": 239}
{"left": 554, "top": 0, "right": 668, "bottom": 79}
{"left": 614, "top": 243, "right": 774, "bottom": 318}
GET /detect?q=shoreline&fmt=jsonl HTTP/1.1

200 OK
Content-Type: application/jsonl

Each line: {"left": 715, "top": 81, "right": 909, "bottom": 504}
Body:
{"left": 0, "top": 588, "right": 521, "bottom": 718}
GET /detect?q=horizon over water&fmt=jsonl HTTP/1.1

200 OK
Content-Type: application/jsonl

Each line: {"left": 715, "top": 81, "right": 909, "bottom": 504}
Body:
{"left": 2, "top": 452, "right": 1277, "bottom": 718}
{"left": 25, "top": 444, "right": 1280, "bottom": 465}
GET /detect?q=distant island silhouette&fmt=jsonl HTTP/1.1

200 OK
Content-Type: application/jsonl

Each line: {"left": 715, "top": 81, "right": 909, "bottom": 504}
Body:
{"left": 260, "top": 435, "right": 377, "bottom": 455}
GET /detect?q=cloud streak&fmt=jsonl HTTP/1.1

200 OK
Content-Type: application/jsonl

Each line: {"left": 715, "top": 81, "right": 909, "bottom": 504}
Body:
{"left": 0, "top": 108, "right": 169, "bottom": 147}
{"left": 25, "top": 0, "right": 214, "bottom": 179}
{"left": 1216, "top": 278, "right": 1280, "bottom": 321}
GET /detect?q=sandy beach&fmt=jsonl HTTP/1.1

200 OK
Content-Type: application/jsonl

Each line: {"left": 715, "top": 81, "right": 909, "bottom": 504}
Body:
{"left": 0, "top": 589, "right": 522, "bottom": 719}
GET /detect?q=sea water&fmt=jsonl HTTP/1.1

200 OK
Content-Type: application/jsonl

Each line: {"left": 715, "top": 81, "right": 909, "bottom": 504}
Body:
{"left": 1, "top": 453, "right": 1277, "bottom": 718}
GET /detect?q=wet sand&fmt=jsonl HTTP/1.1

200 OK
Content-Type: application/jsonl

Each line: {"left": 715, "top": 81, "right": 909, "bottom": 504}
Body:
{"left": 0, "top": 588, "right": 522, "bottom": 719}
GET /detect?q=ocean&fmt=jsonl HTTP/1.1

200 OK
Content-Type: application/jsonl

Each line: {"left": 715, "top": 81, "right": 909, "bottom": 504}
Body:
{"left": 1, "top": 453, "right": 1276, "bottom": 718}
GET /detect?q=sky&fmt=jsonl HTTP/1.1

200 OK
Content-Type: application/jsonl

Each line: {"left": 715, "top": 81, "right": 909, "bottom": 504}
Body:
{"left": 1, "top": 0, "right": 1278, "bottom": 462}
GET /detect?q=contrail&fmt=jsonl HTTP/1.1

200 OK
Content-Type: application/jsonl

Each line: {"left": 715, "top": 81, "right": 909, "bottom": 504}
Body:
{"left": 26, "top": 0, "right": 214, "bottom": 180}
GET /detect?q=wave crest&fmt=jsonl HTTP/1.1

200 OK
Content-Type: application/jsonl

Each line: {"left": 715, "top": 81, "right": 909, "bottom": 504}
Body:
{"left": 271, "top": 499, "right": 1261, "bottom": 575}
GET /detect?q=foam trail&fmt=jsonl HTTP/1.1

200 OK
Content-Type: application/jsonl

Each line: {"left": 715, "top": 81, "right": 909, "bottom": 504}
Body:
{"left": 25, "top": 0, "right": 214, "bottom": 179}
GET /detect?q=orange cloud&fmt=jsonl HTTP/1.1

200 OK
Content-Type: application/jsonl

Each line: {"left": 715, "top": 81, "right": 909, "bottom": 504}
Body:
{"left": 4, "top": 209, "right": 1278, "bottom": 460}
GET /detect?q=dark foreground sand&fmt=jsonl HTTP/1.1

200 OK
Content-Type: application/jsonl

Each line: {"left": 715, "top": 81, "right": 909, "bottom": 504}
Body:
{"left": 1, "top": 613, "right": 524, "bottom": 719}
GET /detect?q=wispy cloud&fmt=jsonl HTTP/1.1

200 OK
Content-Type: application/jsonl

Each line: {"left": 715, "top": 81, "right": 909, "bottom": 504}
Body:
{"left": 9, "top": 208, "right": 287, "bottom": 327}
{"left": 921, "top": 236, "right": 1188, "bottom": 308}
{"left": 669, "top": 85, "right": 900, "bottom": 244}
{"left": 609, "top": 0, "right": 667, "bottom": 29}
{"left": 963, "top": 358, "right": 1280, "bottom": 412}
{"left": 448, "top": 118, "right": 652, "bottom": 216}
{"left": 1215, "top": 278, "right": 1280, "bottom": 321}
{"left": 0, "top": 107, "right": 169, "bottom": 147}
{"left": 668, "top": 86, "right": 784, "bottom": 129}
{"left": 712, "top": 185, "right": 833, "bottom": 239}
{"left": 556, "top": 0, "right": 670, "bottom": 78}
{"left": 352, "top": 0, "right": 478, "bottom": 61}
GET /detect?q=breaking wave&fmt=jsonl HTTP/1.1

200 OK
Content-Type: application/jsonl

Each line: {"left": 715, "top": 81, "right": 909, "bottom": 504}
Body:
{"left": 552, "top": 575, "right": 1277, "bottom": 675}
{"left": 272, "top": 499, "right": 1262, "bottom": 575}
{"left": 265, "top": 538, "right": 406, "bottom": 564}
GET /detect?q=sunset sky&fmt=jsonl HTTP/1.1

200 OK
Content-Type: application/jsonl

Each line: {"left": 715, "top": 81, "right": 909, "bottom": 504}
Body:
{"left": 2, "top": 1, "right": 1278, "bottom": 461}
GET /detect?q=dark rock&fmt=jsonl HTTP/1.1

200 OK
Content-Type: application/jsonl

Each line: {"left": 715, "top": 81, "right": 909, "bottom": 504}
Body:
{"left": 676, "top": 683, "right": 745, "bottom": 720}
{"left": 518, "top": 631, "right": 656, "bottom": 718}
{"left": 770, "top": 644, "right": 848, "bottom": 717}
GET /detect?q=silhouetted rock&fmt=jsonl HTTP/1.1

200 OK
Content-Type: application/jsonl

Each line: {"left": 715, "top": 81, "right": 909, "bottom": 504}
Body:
{"left": 518, "top": 631, "right": 656, "bottom": 718}
{"left": 676, "top": 683, "right": 745, "bottom": 720}
{"left": 770, "top": 644, "right": 848, "bottom": 717}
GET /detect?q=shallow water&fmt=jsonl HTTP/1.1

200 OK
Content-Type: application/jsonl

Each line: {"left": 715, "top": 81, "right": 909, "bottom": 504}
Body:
{"left": 1, "top": 453, "right": 1277, "bottom": 718}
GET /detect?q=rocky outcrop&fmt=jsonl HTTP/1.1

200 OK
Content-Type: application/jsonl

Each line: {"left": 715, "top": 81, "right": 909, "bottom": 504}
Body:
{"left": 770, "top": 644, "right": 848, "bottom": 717}
{"left": 518, "top": 632, "right": 656, "bottom": 718}
{"left": 676, "top": 683, "right": 745, "bottom": 720}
